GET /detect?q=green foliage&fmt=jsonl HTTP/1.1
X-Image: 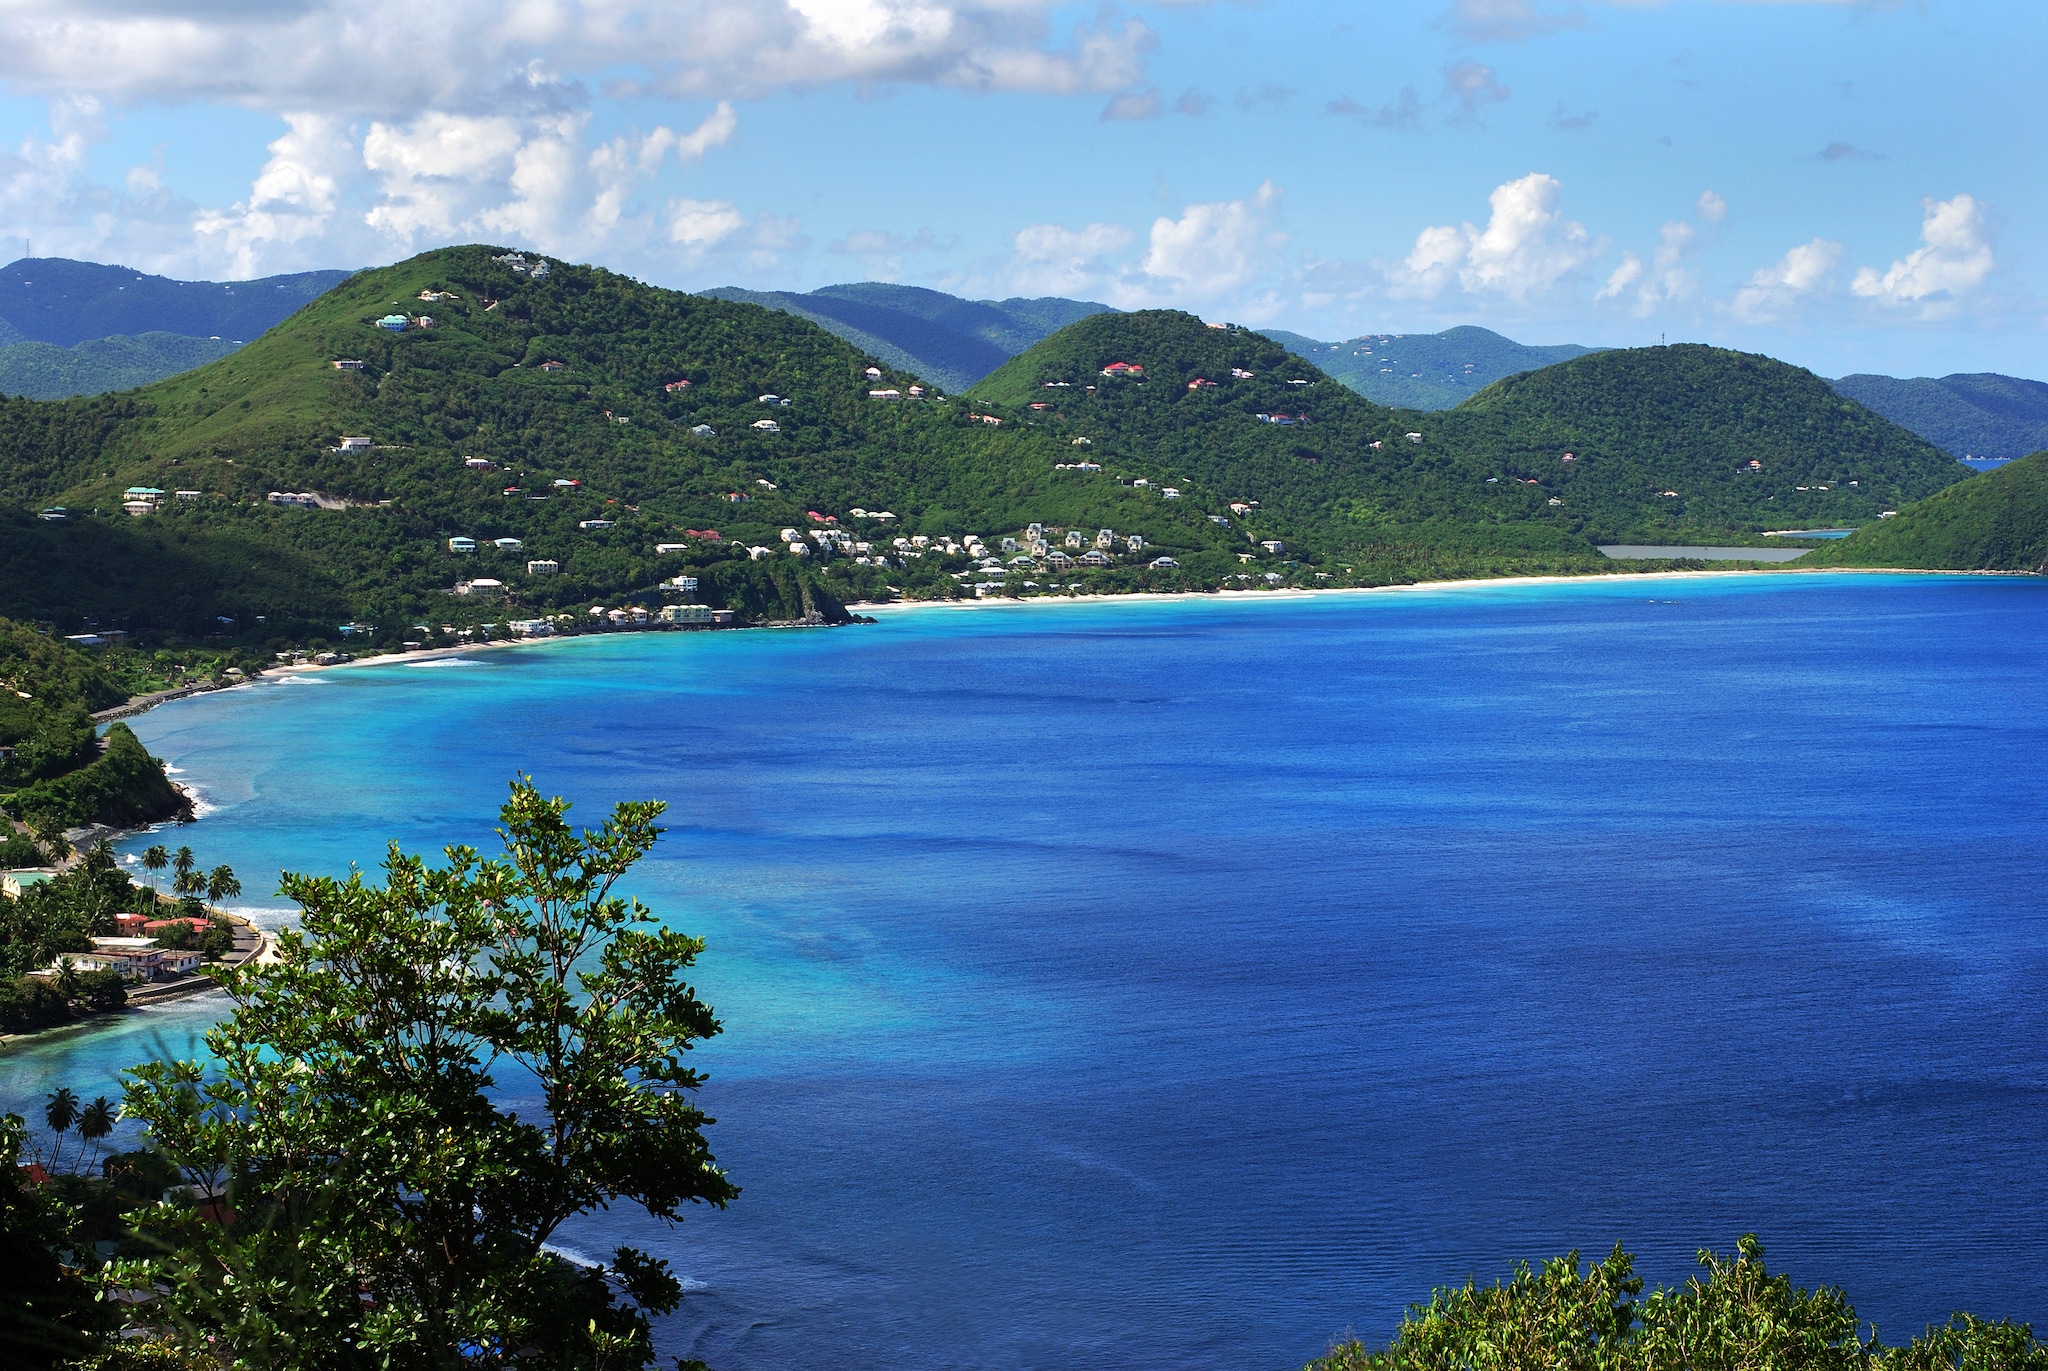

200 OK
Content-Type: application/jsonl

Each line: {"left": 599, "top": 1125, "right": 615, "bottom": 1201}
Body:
{"left": 973, "top": 314, "right": 1965, "bottom": 568}
{"left": 0, "top": 252, "right": 1981, "bottom": 637}
{"left": 0, "top": 1113, "right": 110, "bottom": 1367}
{"left": 700, "top": 281, "right": 1113, "bottom": 393}
{"left": 1806, "top": 450, "right": 2048, "bottom": 571}
{"left": 1264, "top": 324, "right": 1602, "bottom": 411}
{"left": 0, "top": 333, "right": 242, "bottom": 401}
{"left": 0, "top": 617, "right": 127, "bottom": 712}
{"left": 1442, "top": 344, "right": 1967, "bottom": 540}
{"left": 1830, "top": 373, "right": 2048, "bottom": 460}
{"left": 119, "top": 776, "right": 734, "bottom": 1370}
{"left": 6, "top": 723, "right": 188, "bottom": 832}
{"left": 0, "top": 257, "right": 352, "bottom": 349}
{"left": 1307, "top": 1237, "right": 2048, "bottom": 1371}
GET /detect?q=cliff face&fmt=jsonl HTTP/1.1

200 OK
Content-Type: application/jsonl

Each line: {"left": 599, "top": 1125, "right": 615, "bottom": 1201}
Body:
{"left": 8, "top": 723, "right": 191, "bottom": 831}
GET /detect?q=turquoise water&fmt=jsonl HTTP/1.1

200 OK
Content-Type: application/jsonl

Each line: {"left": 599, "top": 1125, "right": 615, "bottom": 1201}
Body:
{"left": 6, "top": 574, "right": 2047, "bottom": 1369}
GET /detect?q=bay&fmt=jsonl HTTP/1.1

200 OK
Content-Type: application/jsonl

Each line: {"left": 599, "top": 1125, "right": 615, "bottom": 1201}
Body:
{"left": 6, "top": 572, "right": 2047, "bottom": 1370}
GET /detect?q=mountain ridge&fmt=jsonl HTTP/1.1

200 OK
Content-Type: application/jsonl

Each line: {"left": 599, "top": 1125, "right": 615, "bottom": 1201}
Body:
{"left": 0, "top": 257, "right": 355, "bottom": 347}
{"left": 1826, "top": 371, "right": 2048, "bottom": 460}
{"left": 0, "top": 249, "right": 1988, "bottom": 643}
{"left": 1262, "top": 325, "right": 1604, "bottom": 409}
{"left": 698, "top": 283, "right": 1111, "bottom": 393}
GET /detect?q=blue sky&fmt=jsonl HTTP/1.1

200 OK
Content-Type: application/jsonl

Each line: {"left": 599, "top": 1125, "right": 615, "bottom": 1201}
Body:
{"left": 0, "top": 0, "right": 2038, "bottom": 378}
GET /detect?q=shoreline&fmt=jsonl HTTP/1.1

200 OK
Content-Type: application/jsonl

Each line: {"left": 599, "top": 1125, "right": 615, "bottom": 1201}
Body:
{"left": 23, "top": 563, "right": 2026, "bottom": 1056}
{"left": 94, "top": 565, "right": 2034, "bottom": 721}
{"left": 66, "top": 565, "right": 2014, "bottom": 755}
{"left": 856, "top": 563, "right": 2030, "bottom": 617}
{"left": 0, "top": 910, "right": 270, "bottom": 1051}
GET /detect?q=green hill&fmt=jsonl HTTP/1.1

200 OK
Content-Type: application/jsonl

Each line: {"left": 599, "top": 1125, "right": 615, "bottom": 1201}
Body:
{"left": 1264, "top": 324, "right": 1602, "bottom": 410}
{"left": 1828, "top": 371, "right": 2048, "bottom": 460}
{"left": 0, "top": 249, "right": 1286, "bottom": 640}
{"left": 973, "top": 320, "right": 1967, "bottom": 549}
{"left": 1804, "top": 450, "right": 2048, "bottom": 571}
{"left": 698, "top": 283, "right": 1111, "bottom": 393}
{"left": 1440, "top": 344, "right": 1968, "bottom": 540}
{"left": 0, "top": 254, "right": 1983, "bottom": 646}
{"left": 0, "top": 257, "right": 353, "bottom": 347}
{"left": 0, "top": 332, "right": 243, "bottom": 400}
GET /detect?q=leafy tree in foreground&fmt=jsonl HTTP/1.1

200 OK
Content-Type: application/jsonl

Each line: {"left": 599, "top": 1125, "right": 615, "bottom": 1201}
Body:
{"left": 1307, "top": 1236, "right": 2048, "bottom": 1370}
{"left": 0, "top": 1113, "right": 108, "bottom": 1368}
{"left": 121, "top": 778, "right": 737, "bottom": 1370}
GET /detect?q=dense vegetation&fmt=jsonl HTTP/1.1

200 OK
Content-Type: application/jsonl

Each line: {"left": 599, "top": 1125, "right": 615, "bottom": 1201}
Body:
{"left": 700, "top": 282, "right": 1110, "bottom": 393}
{"left": 1807, "top": 450, "right": 2048, "bottom": 572}
{"left": 0, "top": 258, "right": 353, "bottom": 349}
{"left": 1263, "top": 324, "right": 1602, "bottom": 410}
{"left": 0, "top": 247, "right": 1994, "bottom": 647}
{"left": 972, "top": 316, "right": 1966, "bottom": 554}
{"left": 0, "top": 333, "right": 243, "bottom": 402}
{"left": 1830, "top": 372, "right": 2048, "bottom": 460}
{"left": 0, "top": 619, "right": 190, "bottom": 833}
{"left": 1307, "top": 1237, "right": 2048, "bottom": 1370}
{"left": 1438, "top": 344, "right": 1967, "bottom": 538}
{"left": 105, "top": 780, "right": 729, "bottom": 1369}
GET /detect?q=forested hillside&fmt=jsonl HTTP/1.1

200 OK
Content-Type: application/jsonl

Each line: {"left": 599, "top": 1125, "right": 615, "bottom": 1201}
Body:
{"left": 0, "top": 258, "right": 353, "bottom": 347}
{"left": 699, "top": 282, "right": 1111, "bottom": 392}
{"left": 1828, "top": 371, "right": 2048, "bottom": 460}
{"left": 1805, "top": 450, "right": 2048, "bottom": 571}
{"left": 974, "top": 318, "right": 1967, "bottom": 549}
{"left": 0, "top": 249, "right": 1273, "bottom": 639}
{"left": 0, "top": 250, "right": 1984, "bottom": 648}
{"left": 1441, "top": 344, "right": 1966, "bottom": 538}
{"left": 1264, "top": 325, "right": 1601, "bottom": 409}
{"left": 0, "top": 332, "right": 241, "bottom": 400}
{"left": 0, "top": 618, "right": 185, "bottom": 834}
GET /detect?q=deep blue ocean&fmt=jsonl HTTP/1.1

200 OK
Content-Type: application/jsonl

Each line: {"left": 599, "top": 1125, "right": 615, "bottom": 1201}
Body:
{"left": 5, "top": 573, "right": 2046, "bottom": 1370}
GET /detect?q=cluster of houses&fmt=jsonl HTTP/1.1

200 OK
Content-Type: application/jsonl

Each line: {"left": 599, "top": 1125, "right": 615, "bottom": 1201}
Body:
{"left": 0, "top": 879, "right": 218, "bottom": 984}
{"left": 492, "top": 252, "right": 551, "bottom": 279}
{"left": 865, "top": 367, "right": 927, "bottom": 401}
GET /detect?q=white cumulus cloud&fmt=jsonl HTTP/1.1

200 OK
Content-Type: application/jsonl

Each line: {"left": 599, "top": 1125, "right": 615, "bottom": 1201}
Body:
{"left": 1730, "top": 237, "right": 1843, "bottom": 321}
{"left": 1138, "top": 180, "right": 1286, "bottom": 299}
{"left": 1005, "top": 221, "right": 1136, "bottom": 298}
{"left": 1385, "top": 172, "right": 1596, "bottom": 301}
{"left": 0, "top": 1, "right": 1159, "bottom": 115}
{"left": 1851, "top": 193, "right": 1996, "bottom": 315}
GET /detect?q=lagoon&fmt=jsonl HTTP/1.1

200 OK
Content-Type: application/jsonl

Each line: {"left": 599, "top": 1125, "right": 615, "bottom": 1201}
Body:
{"left": 7, "top": 573, "right": 2048, "bottom": 1370}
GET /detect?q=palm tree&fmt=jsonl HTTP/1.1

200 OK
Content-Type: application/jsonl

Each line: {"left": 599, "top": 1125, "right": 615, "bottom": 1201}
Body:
{"left": 172, "top": 846, "right": 196, "bottom": 883}
{"left": 206, "top": 865, "right": 242, "bottom": 905}
{"left": 77, "top": 1097, "right": 117, "bottom": 1173}
{"left": 173, "top": 866, "right": 205, "bottom": 899}
{"left": 142, "top": 844, "right": 170, "bottom": 876}
{"left": 44, "top": 1087, "right": 79, "bottom": 1173}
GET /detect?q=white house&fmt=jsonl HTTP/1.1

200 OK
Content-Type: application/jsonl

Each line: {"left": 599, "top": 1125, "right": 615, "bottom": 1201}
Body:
{"left": 526, "top": 560, "right": 560, "bottom": 576}
{"left": 338, "top": 436, "right": 373, "bottom": 453}
{"left": 660, "top": 605, "right": 713, "bottom": 625}
{"left": 752, "top": 419, "right": 780, "bottom": 432}
{"left": 447, "top": 537, "right": 477, "bottom": 553}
